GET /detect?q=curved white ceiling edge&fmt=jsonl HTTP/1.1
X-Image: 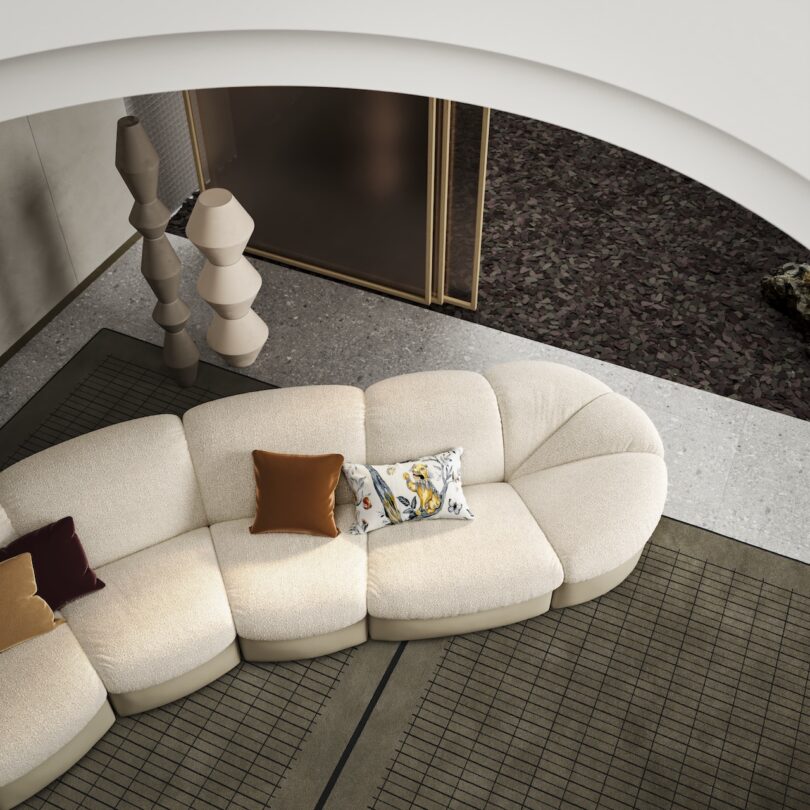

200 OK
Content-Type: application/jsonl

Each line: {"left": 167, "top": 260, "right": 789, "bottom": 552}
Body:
{"left": 2, "top": 28, "right": 809, "bottom": 249}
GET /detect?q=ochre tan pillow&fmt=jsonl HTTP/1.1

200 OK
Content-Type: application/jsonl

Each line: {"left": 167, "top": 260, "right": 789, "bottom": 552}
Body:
{"left": 250, "top": 450, "right": 344, "bottom": 538}
{"left": 0, "top": 552, "right": 63, "bottom": 653}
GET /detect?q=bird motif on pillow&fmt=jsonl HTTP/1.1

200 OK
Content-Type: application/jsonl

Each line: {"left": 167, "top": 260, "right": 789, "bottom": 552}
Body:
{"left": 368, "top": 466, "right": 401, "bottom": 524}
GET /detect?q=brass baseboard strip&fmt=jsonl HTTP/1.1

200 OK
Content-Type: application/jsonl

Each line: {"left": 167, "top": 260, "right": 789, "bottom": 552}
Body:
{"left": 0, "top": 232, "right": 140, "bottom": 369}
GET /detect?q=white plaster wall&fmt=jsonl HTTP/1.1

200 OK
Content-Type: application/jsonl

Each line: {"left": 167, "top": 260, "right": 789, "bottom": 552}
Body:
{"left": 0, "top": 2, "right": 808, "bottom": 247}
{"left": 0, "top": 100, "right": 133, "bottom": 356}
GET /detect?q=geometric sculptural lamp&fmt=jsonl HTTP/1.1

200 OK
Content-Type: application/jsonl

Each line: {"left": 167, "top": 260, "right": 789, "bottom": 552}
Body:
{"left": 186, "top": 189, "right": 269, "bottom": 367}
{"left": 114, "top": 116, "right": 200, "bottom": 387}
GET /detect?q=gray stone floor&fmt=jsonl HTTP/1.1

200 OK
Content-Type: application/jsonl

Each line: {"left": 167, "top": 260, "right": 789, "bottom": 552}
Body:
{"left": 0, "top": 235, "right": 808, "bottom": 562}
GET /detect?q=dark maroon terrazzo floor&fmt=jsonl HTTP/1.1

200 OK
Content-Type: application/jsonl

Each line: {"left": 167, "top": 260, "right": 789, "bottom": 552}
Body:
{"left": 437, "top": 111, "right": 810, "bottom": 421}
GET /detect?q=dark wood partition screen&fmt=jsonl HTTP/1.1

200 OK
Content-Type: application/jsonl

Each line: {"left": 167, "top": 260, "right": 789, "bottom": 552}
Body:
{"left": 185, "top": 88, "right": 487, "bottom": 308}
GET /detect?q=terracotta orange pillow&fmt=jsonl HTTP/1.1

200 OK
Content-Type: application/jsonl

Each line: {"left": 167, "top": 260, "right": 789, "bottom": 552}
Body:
{"left": 0, "top": 553, "right": 63, "bottom": 653}
{"left": 250, "top": 450, "right": 344, "bottom": 538}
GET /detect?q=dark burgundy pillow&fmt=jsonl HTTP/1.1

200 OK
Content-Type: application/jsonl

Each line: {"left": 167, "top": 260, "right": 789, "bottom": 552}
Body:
{"left": 0, "top": 516, "right": 104, "bottom": 610}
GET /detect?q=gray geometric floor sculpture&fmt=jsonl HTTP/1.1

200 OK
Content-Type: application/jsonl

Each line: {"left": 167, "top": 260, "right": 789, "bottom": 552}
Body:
{"left": 115, "top": 115, "right": 199, "bottom": 387}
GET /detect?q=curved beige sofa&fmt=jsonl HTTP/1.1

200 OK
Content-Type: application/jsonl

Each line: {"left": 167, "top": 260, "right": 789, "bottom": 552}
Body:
{"left": 0, "top": 360, "right": 666, "bottom": 808}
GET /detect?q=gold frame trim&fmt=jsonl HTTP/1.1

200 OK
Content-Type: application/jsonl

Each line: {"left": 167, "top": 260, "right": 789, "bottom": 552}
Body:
{"left": 435, "top": 105, "right": 489, "bottom": 312}
{"left": 470, "top": 106, "right": 491, "bottom": 311}
{"left": 182, "top": 90, "right": 206, "bottom": 189}
{"left": 183, "top": 90, "right": 436, "bottom": 305}
{"left": 432, "top": 99, "right": 452, "bottom": 306}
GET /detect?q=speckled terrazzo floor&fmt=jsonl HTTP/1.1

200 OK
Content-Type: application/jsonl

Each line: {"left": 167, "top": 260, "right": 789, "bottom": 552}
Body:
{"left": 442, "top": 112, "right": 810, "bottom": 421}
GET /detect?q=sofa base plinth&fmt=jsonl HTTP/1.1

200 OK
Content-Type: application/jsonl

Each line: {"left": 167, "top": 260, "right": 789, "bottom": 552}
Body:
{"left": 240, "top": 620, "right": 368, "bottom": 662}
{"left": 0, "top": 700, "right": 115, "bottom": 810}
{"left": 369, "top": 592, "right": 553, "bottom": 641}
{"left": 109, "top": 639, "right": 240, "bottom": 716}
{"left": 551, "top": 550, "right": 643, "bottom": 609}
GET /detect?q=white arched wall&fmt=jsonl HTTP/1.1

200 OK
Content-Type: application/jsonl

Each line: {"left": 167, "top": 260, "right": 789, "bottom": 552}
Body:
{"left": 1, "top": 1, "right": 809, "bottom": 248}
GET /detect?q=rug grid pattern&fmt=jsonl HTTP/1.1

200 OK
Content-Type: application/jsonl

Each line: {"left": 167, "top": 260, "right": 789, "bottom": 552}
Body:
{"left": 371, "top": 543, "right": 810, "bottom": 810}
{"left": 23, "top": 654, "right": 353, "bottom": 810}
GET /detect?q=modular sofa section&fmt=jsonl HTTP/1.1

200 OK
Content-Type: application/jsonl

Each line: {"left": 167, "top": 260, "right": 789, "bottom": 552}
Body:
{"left": 486, "top": 361, "right": 667, "bottom": 604}
{"left": 0, "top": 625, "right": 113, "bottom": 810}
{"left": 60, "top": 526, "right": 237, "bottom": 714}
{"left": 184, "top": 386, "right": 369, "bottom": 659}
{"left": 367, "top": 483, "right": 564, "bottom": 640}
{"left": 0, "top": 416, "right": 233, "bottom": 717}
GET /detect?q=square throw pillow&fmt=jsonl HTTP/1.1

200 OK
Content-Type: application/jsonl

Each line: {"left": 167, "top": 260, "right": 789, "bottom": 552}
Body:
{"left": 0, "top": 552, "right": 64, "bottom": 653}
{"left": 343, "top": 447, "right": 474, "bottom": 534}
{"left": 0, "top": 516, "right": 104, "bottom": 610}
{"left": 250, "top": 450, "right": 345, "bottom": 538}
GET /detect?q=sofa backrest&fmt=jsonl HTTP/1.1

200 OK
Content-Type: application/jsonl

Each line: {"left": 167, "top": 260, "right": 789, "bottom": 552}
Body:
{"left": 183, "top": 386, "right": 366, "bottom": 524}
{"left": 0, "top": 415, "right": 207, "bottom": 568}
{"left": 364, "top": 370, "right": 505, "bottom": 486}
{"left": 0, "top": 503, "right": 14, "bottom": 544}
{"left": 485, "top": 361, "right": 663, "bottom": 480}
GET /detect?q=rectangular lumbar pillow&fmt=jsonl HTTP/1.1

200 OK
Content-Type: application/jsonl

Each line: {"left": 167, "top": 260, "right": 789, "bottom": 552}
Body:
{"left": 250, "top": 450, "right": 345, "bottom": 538}
{"left": 0, "top": 552, "right": 64, "bottom": 653}
{"left": 0, "top": 516, "right": 105, "bottom": 610}
{"left": 343, "top": 447, "right": 474, "bottom": 534}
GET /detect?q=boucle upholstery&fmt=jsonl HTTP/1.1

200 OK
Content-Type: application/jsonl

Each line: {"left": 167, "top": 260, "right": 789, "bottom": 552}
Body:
{"left": 183, "top": 386, "right": 365, "bottom": 522}
{"left": 0, "top": 624, "right": 107, "bottom": 786}
{"left": 511, "top": 453, "right": 668, "bottom": 584}
{"left": 0, "top": 416, "right": 206, "bottom": 568}
{"left": 61, "top": 527, "right": 235, "bottom": 694}
{"left": 484, "top": 361, "right": 611, "bottom": 479}
{"left": 367, "top": 483, "right": 563, "bottom": 620}
{"left": 365, "top": 370, "right": 505, "bottom": 486}
{"left": 0, "top": 503, "right": 13, "bottom": 544}
{"left": 210, "top": 505, "right": 367, "bottom": 641}
{"left": 511, "top": 392, "right": 665, "bottom": 479}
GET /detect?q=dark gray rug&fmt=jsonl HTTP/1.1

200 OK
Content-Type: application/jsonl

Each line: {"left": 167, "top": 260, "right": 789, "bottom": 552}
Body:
{"left": 5, "top": 330, "right": 809, "bottom": 810}
{"left": 327, "top": 520, "right": 810, "bottom": 810}
{"left": 443, "top": 110, "right": 810, "bottom": 421}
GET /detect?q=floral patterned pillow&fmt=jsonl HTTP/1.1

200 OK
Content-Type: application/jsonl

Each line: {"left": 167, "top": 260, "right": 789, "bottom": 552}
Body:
{"left": 343, "top": 448, "right": 474, "bottom": 534}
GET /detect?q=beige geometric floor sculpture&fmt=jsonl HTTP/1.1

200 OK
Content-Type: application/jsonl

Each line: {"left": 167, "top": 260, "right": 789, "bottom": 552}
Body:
{"left": 186, "top": 189, "right": 268, "bottom": 367}
{"left": 115, "top": 115, "right": 200, "bottom": 387}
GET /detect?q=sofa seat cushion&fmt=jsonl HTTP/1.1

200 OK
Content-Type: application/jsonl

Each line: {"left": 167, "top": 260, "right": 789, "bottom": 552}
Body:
{"left": 61, "top": 527, "right": 235, "bottom": 695}
{"left": 367, "top": 482, "right": 563, "bottom": 621}
{"left": 511, "top": 453, "right": 668, "bottom": 584}
{"left": 0, "top": 624, "right": 108, "bottom": 787}
{"left": 210, "top": 505, "right": 367, "bottom": 642}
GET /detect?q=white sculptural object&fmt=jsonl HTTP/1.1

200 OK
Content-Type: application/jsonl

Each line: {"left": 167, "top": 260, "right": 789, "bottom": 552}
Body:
{"left": 186, "top": 189, "right": 269, "bottom": 367}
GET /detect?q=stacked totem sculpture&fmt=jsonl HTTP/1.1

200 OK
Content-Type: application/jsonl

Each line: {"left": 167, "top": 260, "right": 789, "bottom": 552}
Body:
{"left": 115, "top": 116, "right": 199, "bottom": 387}
{"left": 186, "top": 189, "right": 269, "bottom": 367}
